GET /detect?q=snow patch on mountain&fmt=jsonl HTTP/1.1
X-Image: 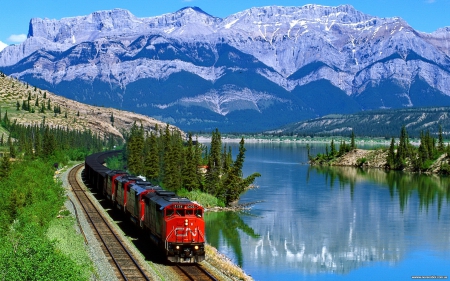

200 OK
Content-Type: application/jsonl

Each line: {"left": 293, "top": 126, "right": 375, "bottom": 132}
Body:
{"left": 11, "top": 58, "right": 226, "bottom": 86}
{"left": 0, "top": 41, "right": 7, "bottom": 52}
{"left": 153, "top": 86, "right": 290, "bottom": 116}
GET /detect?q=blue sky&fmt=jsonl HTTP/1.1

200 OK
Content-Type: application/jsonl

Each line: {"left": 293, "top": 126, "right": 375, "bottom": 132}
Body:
{"left": 0, "top": 0, "right": 449, "bottom": 49}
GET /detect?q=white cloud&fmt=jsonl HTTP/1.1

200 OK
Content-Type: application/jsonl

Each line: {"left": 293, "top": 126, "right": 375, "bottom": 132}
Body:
{"left": 7, "top": 34, "right": 27, "bottom": 43}
{"left": 0, "top": 41, "right": 7, "bottom": 52}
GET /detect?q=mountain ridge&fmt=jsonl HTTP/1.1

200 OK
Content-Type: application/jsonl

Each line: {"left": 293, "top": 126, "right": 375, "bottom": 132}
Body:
{"left": 1, "top": 5, "right": 450, "bottom": 132}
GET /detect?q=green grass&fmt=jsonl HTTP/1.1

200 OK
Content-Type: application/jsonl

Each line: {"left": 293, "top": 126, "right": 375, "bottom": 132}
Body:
{"left": 177, "top": 188, "right": 225, "bottom": 208}
{"left": 46, "top": 213, "right": 97, "bottom": 280}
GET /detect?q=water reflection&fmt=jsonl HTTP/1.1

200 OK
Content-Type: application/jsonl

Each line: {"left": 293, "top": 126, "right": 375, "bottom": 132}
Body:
{"left": 205, "top": 211, "right": 260, "bottom": 266}
{"left": 311, "top": 166, "right": 450, "bottom": 216}
{"left": 206, "top": 161, "right": 450, "bottom": 278}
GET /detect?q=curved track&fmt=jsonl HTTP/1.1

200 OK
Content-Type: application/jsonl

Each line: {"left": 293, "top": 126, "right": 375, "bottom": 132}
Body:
{"left": 69, "top": 164, "right": 150, "bottom": 281}
{"left": 173, "top": 264, "right": 218, "bottom": 281}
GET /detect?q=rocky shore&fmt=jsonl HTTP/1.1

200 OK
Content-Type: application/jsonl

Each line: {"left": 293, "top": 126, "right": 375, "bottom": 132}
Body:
{"left": 310, "top": 148, "right": 450, "bottom": 174}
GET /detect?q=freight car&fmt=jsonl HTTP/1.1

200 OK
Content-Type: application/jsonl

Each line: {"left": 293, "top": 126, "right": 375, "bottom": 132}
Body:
{"left": 84, "top": 151, "right": 206, "bottom": 263}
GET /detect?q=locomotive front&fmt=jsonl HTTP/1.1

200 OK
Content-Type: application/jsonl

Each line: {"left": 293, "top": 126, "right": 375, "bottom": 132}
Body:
{"left": 164, "top": 200, "right": 206, "bottom": 263}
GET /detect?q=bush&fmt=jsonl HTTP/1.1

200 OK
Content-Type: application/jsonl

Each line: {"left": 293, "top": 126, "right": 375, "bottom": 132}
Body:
{"left": 356, "top": 157, "right": 367, "bottom": 167}
{"left": 105, "top": 155, "right": 125, "bottom": 171}
{"left": 440, "top": 162, "right": 450, "bottom": 175}
{"left": 422, "top": 159, "right": 434, "bottom": 171}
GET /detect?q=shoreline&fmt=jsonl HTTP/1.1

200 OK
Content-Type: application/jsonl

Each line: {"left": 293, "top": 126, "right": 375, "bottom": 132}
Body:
{"left": 196, "top": 135, "right": 396, "bottom": 145}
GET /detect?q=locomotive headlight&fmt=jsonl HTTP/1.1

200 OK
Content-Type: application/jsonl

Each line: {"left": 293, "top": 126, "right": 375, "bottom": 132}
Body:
{"left": 185, "top": 219, "right": 188, "bottom": 226}
{"left": 176, "top": 246, "right": 180, "bottom": 250}
{"left": 194, "top": 246, "right": 199, "bottom": 250}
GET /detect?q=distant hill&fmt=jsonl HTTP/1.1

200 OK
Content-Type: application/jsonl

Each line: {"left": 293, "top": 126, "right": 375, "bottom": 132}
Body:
{"left": 0, "top": 72, "right": 178, "bottom": 139}
{"left": 267, "top": 107, "right": 450, "bottom": 138}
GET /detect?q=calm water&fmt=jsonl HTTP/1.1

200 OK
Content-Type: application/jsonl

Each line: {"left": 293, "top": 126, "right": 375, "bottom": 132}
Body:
{"left": 205, "top": 142, "right": 450, "bottom": 280}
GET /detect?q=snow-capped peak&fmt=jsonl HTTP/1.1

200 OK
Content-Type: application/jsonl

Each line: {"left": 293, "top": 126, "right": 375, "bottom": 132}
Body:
{"left": 0, "top": 41, "right": 8, "bottom": 52}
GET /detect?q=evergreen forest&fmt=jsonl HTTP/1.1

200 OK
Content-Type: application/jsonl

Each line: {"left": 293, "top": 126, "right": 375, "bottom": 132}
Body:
{"left": 311, "top": 126, "right": 450, "bottom": 174}
{"left": 124, "top": 123, "right": 261, "bottom": 206}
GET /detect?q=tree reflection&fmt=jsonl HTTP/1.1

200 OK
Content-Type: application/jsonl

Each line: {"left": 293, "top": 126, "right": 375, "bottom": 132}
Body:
{"left": 311, "top": 166, "right": 450, "bottom": 216}
{"left": 204, "top": 211, "right": 259, "bottom": 266}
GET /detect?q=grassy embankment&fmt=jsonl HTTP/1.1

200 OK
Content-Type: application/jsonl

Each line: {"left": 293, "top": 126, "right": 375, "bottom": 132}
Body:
{"left": 0, "top": 159, "right": 96, "bottom": 280}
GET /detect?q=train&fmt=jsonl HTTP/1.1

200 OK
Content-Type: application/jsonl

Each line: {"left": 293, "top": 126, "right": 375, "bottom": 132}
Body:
{"left": 84, "top": 150, "right": 206, "bottom": 263}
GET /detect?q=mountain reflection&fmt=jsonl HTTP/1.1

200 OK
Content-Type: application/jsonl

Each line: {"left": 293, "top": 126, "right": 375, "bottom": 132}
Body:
{"left": 207, "top": 165, "right": 450, "bottom": 275}
{"left": 311, "top": 166, "right": 450, "bottom": 216}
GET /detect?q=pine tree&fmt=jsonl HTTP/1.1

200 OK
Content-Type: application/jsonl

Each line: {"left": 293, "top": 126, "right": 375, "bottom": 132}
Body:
{"left": 330, "top": 139, "right": 336, "bottom": 157}
{"left": 0, "top": 153, "right": 11, "bottom": 179}
{"left": 386, "top": 137, "right": 396, "bottom": 169}
{"left": 3, "top": 111, "right": 9, "bottom": 127}
{"left": 395, "top": 126, "right": 408, "bottom": 169}
{"left": 205, "top": 129, "right": 222, "bottom": 196}
{"left": 438, "top": 125, "right": 444, "bottom": 152}
{"left": 144, "top": 132, "right": 160, "bottom": 182}
{"left": 34, "top": 126, "right": 42, "bottom": 158}
{"left": 42, "top": 126, "right": 56, "bottom": 158}
{"left": 182, "top": 133, "right": 200, "bottom": 191}
{"left": 222, "top": 138, "right": 260, "bottom": 205}
{"left": 351, "top": 131, "right": 356, "bottom": 150}
{"left": 126, "top": 122, "right": 144, "bottom": 175}
{"left": 8, "top": 135, "right": 16, "bottom": 158}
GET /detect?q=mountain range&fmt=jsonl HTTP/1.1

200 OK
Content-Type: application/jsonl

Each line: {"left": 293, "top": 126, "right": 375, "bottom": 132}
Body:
{"left": 1, "top": 5, "right": 450, "bottom": 132}
{"left": 268, "top": 106, "right": 450, "bottom": 138}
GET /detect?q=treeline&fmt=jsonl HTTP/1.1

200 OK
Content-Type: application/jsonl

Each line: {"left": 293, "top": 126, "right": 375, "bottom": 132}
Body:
{"left": 308, "top": 131, "right": 357, "bottom": 163}
{"left": 312, "top": 126, "right": 450, "bottom": 174}
{"left": 125, "top": 124, "right": 260, "bottom": 206}
{"left": 1, "top": 110, "right": 122, "bottom": 162}
{"left": 385, "top": 126, "right": 450, "bottom": 172}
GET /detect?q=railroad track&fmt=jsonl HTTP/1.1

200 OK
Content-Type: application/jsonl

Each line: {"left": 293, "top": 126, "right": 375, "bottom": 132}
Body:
{"left": 173, "top": 264, "right": 218, "bottom": 281}
{"left": 68, "top": 164, "right": 150, "bottom": 281}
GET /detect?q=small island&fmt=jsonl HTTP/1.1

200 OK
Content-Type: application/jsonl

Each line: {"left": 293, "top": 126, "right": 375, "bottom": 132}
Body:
{"left": 309, "top": 126, "right": 450, "bottom": 175}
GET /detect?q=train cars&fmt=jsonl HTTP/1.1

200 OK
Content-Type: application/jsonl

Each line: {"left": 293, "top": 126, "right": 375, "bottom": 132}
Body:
{"left": 84, "top": 151, "right": 206, "bottom": 263}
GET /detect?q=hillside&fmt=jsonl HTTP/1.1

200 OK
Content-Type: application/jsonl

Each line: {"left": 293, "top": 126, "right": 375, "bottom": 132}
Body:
{"left": 0, "top": 72, "right": 179, "bottom": 139}
{"left": 269, "top": 107, "right": 450, "bottom": 138}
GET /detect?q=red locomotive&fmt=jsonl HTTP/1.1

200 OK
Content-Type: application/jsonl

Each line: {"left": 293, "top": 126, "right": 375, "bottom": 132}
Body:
{"left": 84, "top": 151, "right": 206, "bottom": 263}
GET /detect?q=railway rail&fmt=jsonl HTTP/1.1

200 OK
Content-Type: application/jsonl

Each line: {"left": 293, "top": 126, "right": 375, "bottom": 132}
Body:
{"left": 173, "top": 264, "right": 218, "bottom": 281}
{"left": 68, "top": 164, "right": 150, "bottom": 281}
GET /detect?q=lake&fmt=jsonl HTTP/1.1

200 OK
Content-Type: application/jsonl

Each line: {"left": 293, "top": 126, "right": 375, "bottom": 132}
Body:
{"left": 204, "top": 141, "right": 450, "bottom": 281}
